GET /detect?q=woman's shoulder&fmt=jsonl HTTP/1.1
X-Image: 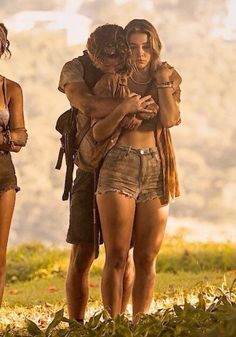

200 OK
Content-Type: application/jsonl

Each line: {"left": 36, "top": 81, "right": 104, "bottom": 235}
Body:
{"left": 164, "top": 64, "right": 182, "bottom": 102}
{"left": 0, "top": 76, "right": 22, "bottom": 103}
{"left": 6, "top": 78, "right": 23, "bottom": 97}
{"left": 166, "top": 63, "right": 182, "bottom": 86}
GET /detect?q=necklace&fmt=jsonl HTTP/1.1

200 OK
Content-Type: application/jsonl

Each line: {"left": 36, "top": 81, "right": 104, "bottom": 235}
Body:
{"left": 129, "top": 74, "right": 152, "bottom": 85}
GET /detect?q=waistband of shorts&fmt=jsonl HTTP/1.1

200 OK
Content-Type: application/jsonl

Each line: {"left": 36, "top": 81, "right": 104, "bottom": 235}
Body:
{"left": 113, "top": 144, "right": 158, "bottom": 155}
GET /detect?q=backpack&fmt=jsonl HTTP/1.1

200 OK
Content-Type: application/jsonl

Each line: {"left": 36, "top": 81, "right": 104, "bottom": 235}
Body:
{"left": 55, "top": 107, "right": 78, "bottom": 200}
{"left": 56, "top": 52, "right": 104, "bottom": 200}
{"left": 55, "top": 107, "right": 102, "bottom": 200}
{"left": 75, "top": 120, "right": 114, "bottom": 172}
{"left": 55, "top": 107, "right": 112, "bottom": 201}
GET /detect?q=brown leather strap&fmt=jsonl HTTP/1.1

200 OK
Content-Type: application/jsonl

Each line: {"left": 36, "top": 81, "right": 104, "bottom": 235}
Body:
{"left": 56, "top": 115, "right": 91, "bottom": 201}
{"left": 55, "top": 146, "right": 64, "bottom": 170}
{"left": 62, "top": 163, "right": 74, "bottom": 201}
{"left": 76, "top": 120, "right": 91, "bottom": 148}
{"left": 62, "top": 133, "right": 74, "bottom": 200}
{"left": 61, "top": 120, "right": 91, "bottom": 201}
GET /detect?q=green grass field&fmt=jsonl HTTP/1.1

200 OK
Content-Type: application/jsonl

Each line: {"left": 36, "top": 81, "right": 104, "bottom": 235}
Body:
{"left": 0, "top": 238, "right": 236, "bottom": 336}
{"left": 3, "top": 271, "right": 235, "bottom": 308}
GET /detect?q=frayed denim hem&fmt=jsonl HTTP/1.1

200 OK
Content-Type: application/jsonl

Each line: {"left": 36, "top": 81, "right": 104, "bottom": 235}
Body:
{"left": 95, "top": 188, "right": 136, "bottom": 200}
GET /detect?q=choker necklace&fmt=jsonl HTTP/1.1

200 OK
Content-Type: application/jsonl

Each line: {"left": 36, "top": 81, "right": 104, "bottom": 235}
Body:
{"left": 129, "top": 74, "right": 152, "bottom": 85}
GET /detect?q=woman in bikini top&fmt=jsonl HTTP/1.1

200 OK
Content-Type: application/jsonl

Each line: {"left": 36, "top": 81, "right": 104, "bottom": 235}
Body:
{"left": 0, "top": 23, "right": 28, "bottom": 306}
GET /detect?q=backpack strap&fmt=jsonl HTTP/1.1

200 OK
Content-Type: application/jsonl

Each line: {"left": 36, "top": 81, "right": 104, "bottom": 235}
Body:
{"left": 78, "top": 51, "right": 103, "bottom": 89}
{"left": 62, "top": 132, "right": 74, "bottom": 200}
{"left": 55, "top": 119, "right": 91, "bottom": 171}
{"left": 60, "top": 120, "right": 92, "bottom": 201}
{"left": 55, "top": 142, "right": 64, "bottom": 170}
{"left": 77, "top": 119, "right": 91, "bottom": 147}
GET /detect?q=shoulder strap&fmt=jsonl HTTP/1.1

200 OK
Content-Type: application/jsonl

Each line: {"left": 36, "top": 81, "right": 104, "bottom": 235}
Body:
{"left": 77, "top": 119, "right": 92, "bottom": 148}
{"left": 2, "top": 77, "right": 8, "bottom": 107}
{"left": 78, "top": 51, "right": 104, "bottom": 89}
{"left": 56, "top": 117, "right": 91, "bottom": 201}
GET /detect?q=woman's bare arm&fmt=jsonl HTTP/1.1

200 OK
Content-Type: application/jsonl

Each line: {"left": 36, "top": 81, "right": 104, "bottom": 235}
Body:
{"left": 0, "top": 80, "right": 27, "bottom": 152}
{"left": 155, "top": 65, "right": 181, "bottom": 128}
{"left": 93, "top": 95, "right": 152, "bottom": 142}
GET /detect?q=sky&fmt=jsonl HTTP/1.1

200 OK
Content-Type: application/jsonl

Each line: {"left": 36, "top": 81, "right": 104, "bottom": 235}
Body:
{"left": 4, "top": 0, "right": 236, "bottom": 45}
{"left": 211, "top": 0, "right": 236, "bottom": 40}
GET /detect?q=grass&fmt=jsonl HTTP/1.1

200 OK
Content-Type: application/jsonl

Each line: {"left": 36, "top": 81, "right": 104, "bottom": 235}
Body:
{"left": 1, "top": 284, "right": 236, "bottom": 336}
{"left": 0, "top": 239, "right": 236, "bottom": 335}
{"left": 3, "top": 238, "right": 236, "bottom": 307}
{"left": 2, "top": 272, "right": 236, "bottom": 308}
{"left": 5, "top": 238, "right": 236, "bottom": 283}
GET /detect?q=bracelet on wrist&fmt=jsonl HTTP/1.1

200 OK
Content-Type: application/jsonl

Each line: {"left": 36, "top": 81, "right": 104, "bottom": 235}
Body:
{"left": 156, "top": 81, "right": 173, "bottom": 89}
{"left": 8, "top": 132, "right": 15, "bottom": 150}
{"left": 3, "top": 132, "right": 9, "bottom": 145}
{"left": 3, "top": 130, "right": 15, "bottom": 149}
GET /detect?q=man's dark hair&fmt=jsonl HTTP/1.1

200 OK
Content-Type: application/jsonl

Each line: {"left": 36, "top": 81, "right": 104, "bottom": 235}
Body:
{"left": 87, "top": 24, "right": 132, "bottom": 75}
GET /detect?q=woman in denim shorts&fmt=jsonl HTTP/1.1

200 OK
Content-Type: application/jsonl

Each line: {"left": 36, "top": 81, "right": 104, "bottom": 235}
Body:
{"left": 92, "top": 19, "right": 182, "bottom": 320}
{"left": 0, "top": 23, "right": 27, "bottom": 306}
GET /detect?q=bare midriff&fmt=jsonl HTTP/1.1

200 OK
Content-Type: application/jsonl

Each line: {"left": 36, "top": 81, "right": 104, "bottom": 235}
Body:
{"left": 116, "top": 77, "right": 157, "bottom": 148}
{"left": 117, "top": 129, "right": 156, "bottom": 149}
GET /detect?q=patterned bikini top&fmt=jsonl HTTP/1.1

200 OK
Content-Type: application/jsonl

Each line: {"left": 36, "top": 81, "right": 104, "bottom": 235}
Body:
{"left": 0, "top": 76, "right": 9, "bottom": 132}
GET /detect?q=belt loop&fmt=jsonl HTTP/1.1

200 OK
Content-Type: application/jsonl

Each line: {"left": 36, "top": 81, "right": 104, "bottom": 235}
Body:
{"left": 150, "top": 148, "right": 155, "bottom": 157}
{"left": 126, "top": 146, "right": 131, "bottom": 156}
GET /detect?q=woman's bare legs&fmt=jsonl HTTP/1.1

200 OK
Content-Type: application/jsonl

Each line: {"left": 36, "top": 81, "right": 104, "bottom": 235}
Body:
{"left": 96, "top": 192, "right": 136, "bottom": 317}
{"left": 0, "top": 189, "right": 16, "bottom": 306}
{"left": 132, "top": 198, "right": 169, "bottom": 321}
{"left": 121, "top": 248, "right": 135, "bottom": 313}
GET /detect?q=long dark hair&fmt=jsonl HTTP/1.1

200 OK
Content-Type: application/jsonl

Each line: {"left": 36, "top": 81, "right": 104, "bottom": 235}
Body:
{"left": 0, "top": 23, "right": 11, "bottom": 58}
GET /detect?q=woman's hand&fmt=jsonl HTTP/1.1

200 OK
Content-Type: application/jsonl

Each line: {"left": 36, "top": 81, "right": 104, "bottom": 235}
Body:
{"left": 138, "top": 97, "right": 159, "bottom": 120}
{"left": 10, "top": 129, "right": 28, "bottom": 146}
{"left": 120, "top": 93, "right": 156, "bottom": 116}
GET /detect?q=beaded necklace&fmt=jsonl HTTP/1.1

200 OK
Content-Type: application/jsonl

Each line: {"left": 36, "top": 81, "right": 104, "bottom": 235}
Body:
{"left": 129, "top": 74, "right": 152, "bottom": 85}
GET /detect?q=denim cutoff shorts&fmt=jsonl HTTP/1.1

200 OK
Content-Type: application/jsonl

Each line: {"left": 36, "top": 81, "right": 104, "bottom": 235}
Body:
{"left": 96, "top": 145, "right": 164, "bottom": 203}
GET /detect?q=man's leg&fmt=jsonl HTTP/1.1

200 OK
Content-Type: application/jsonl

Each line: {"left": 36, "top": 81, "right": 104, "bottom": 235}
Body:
{"left": 66, "top": 244, "right": 95, "bottom": 320}
{"left": 66, "top": 169, "right": 95, "bottom": 320}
